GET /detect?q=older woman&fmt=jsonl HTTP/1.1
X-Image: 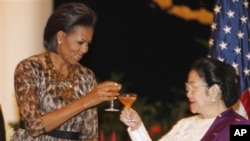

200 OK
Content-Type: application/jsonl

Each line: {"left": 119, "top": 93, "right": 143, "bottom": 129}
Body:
{"left": 120, "top": 57, "right": 250, "bottom": 141}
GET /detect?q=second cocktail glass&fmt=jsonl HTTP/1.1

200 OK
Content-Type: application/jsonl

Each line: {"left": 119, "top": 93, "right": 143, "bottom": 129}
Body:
{"left": 118, "top": 93, "right": 137, "bottom": 109}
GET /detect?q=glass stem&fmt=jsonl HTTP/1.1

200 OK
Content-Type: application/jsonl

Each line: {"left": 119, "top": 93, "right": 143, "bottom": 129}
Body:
{"left": 110, "top": 100, "right": 114, "bottom": 108}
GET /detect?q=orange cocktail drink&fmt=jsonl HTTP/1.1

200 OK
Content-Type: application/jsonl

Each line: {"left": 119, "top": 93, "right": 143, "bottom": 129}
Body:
{"left": 118, "top": 93, "right": 137, "bottom": 109}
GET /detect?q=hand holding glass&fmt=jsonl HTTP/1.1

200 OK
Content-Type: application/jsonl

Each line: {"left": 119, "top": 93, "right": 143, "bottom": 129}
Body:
{"left": 119, "top": 93, "right": 137, "bottom": 122}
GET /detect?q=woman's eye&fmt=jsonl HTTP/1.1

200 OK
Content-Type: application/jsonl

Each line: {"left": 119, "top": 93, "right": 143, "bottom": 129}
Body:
{"left": 77, "top": 41, "right": 84, "bottom": 45}
{"left": 77, "top": 41, "right": 89, "bottom": 47}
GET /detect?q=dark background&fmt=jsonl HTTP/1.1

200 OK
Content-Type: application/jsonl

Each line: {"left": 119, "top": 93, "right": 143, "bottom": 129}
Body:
{"left": 54, "top": 0, "right": 213, "bottom": 102}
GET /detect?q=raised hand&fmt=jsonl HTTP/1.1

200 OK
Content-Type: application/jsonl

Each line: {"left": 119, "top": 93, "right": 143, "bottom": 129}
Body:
{"left": 82, "top": 81, "right": 122, "bottom": 107}
{"left": 120, "top": 108, "right": 142, "bottom": 131}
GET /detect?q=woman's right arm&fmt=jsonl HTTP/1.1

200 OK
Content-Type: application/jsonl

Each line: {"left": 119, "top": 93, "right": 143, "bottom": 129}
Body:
{"left": 15, "top": 60, "right": 121, "bottom": 137}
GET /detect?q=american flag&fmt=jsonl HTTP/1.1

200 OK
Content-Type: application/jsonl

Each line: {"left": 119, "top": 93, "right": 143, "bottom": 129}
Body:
{"left": 209, "top": 0, "right": 250, "bottom": 119}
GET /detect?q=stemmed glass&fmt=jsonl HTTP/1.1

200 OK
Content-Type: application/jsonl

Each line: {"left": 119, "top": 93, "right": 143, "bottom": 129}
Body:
{"left": 118, "top": 93, "right": 137, "bottom": 121}
{"left": 105, "top": 90, "right": 120, "bottom": 112}
{"left": 105, "top": 99, "right": 119, "bottom": 112}
{"left": 118, "top": 93, "right": 137, "bottom": 109}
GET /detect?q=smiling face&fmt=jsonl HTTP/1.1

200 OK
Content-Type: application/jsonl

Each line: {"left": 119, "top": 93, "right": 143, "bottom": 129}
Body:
{"left": 56, "top": 26, "right": 94, "bottom": 65}
{"left": 186, "top": 69, "right": 218, "bottom": 115}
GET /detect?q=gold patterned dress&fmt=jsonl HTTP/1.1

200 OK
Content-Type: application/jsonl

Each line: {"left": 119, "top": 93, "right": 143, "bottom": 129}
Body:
{"left": 11, "top": 54, "right": 98, "bottom": 141}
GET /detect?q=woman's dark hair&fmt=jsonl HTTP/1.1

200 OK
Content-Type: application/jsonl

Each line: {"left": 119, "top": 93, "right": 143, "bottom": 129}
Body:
{"left": 43, "top": 2, "right": 97, "bottom": 52}
{"left": 191, "top": 57, "right": 240, "bottom": 107}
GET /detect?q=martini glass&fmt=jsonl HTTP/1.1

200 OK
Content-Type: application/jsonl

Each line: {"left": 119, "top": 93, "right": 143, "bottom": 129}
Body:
{"left": 118, "top": 93, "right": 137, "bottom": 109}
{"left": 118, "top": 93, "right": 137, "bottom": 121}
{"left": 105, "top": 90, "right": 120, "bottom": 112}
{"left": 105, "top": 99, "right": 119, "bottom": 112}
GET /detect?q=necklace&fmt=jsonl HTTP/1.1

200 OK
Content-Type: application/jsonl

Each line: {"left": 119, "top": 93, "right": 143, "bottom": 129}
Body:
{"left": 44, "top": 52, "right": 78, "bottom": 103}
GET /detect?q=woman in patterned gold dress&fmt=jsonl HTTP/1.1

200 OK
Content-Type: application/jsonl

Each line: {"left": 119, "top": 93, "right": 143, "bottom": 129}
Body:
{"left": 10, "top": 2, "right": 121, "bottom": 141}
